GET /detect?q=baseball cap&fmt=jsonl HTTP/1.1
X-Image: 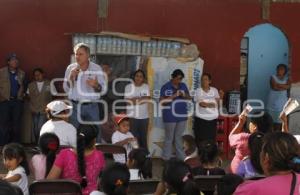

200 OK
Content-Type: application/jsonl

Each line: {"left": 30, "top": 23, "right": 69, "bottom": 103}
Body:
{"left": 114, "top": 113, "right": 129, "bottom": 125}
{"left": 6, "top": 53, "right": 18, "bottom": 61}
{"left": 46, "top": 100, "right": 72, "bottom": 116}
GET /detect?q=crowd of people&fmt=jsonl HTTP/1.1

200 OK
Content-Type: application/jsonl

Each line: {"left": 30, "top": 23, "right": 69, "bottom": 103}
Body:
{"left": 0, "top": 42, "right": 299, "bottom": 195}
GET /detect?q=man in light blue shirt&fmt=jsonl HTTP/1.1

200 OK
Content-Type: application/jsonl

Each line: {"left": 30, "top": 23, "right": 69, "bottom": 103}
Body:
{"left": 63, "top": 43, "right": 107, "bottom": 142}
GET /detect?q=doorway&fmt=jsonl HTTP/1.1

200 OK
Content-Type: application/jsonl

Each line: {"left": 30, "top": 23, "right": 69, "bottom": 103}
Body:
{"left": 240, "top": 23, "right": 290, "bottom": 108}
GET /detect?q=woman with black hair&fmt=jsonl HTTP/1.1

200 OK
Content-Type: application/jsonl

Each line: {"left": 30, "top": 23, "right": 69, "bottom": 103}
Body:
{"left": 193, "top": 73, "right": 221, "bottom": 144}
{"left": 47, "top": 124, "right": 105, "bottom": 195}
{"left": 229, "top": 111, "right": 273, "bottom": 173}
{"left": 160, "top": 69, "right": 191, "bottom": 160}
{"left": 235, "top": 132, "right": 300, "bottom": 194}
{"left": 267, "top": 64, "right": 290, "bottom": 131}
{"left": 31, "top": 133, "right": 60, "bottom": 180}
{"left": 236, "top": 132, "right": 264, "bottom": 178}
{"left": 124, "top": 69, "right": 150, "bottom": 151}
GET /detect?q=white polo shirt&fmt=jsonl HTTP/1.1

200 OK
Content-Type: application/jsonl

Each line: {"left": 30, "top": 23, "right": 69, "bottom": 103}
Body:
{"left": 194, "top": 87, "right": 220, "bottom": 120}
{"left": 63, "top": 62, "right": 107, "bottom": 101}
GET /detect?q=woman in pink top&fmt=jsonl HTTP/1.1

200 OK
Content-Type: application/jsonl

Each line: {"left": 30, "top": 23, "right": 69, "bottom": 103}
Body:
{"left": 235, "top": 132, "right": 300, "bottom": 195}
{"left": 31, "top": 133, "right": 60, "bottom": 180}
{"left": 47, "top": 124, "right": 105, "bottom": 195}
{"left": 229, "top": 111, "right": 273, "bottom": 173}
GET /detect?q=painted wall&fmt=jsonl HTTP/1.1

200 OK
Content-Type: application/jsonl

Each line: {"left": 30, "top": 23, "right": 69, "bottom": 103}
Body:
{"left": 0, "top": 0, "right": 299, "bottom": 92}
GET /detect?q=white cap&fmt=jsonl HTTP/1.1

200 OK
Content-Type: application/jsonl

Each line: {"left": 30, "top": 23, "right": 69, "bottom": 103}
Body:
{"left": 46, "top": 100, "right": 72, "bottom": 116}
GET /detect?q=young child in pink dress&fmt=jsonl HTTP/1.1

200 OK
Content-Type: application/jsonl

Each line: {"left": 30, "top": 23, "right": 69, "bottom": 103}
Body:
{"left": 31, "top": 133, "right": 59, "bottom": 180}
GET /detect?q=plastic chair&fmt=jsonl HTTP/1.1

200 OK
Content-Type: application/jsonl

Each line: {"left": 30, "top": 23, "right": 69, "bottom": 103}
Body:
{"left": 95, "top": 143, "right": 127, "bottom": 162}
{"left": 29, "top": 179, "right": 82, "bottom": 195}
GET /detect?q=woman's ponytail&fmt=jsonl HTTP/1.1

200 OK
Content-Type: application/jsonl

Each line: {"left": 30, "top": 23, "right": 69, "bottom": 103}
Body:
{"left": 77, "top": 132, "right": 87, "bottom": 188}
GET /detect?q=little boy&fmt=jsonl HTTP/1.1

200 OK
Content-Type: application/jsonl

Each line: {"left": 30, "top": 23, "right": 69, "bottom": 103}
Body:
{"left": 112, "top": 114, "right": 137, "bottom": 163}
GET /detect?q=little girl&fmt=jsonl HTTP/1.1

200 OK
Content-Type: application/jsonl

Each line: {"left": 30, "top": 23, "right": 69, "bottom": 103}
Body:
{"left": 127, "top": 148, "right": 152, "bottom": 180}
{"left": 31, "top": 133, "right": 60, "bottom": 180}
{"left": 195, "top": 140, "right": 225, "bottom": 176}
{"left": 1, "top": 143, "right": 30, "bottom": 195}
{"left": 90, "top": 162, "right": 130, "bottom": 195}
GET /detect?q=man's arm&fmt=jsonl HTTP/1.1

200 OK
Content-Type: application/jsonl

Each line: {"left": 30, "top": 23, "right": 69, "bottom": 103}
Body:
{"left": 63, "top": 65, "right": 72, "bottom": 93}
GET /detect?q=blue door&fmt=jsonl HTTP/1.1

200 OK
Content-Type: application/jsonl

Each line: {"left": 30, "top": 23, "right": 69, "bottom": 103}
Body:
{"left": 245, "top": 23, "right": 289, "bottom": 108}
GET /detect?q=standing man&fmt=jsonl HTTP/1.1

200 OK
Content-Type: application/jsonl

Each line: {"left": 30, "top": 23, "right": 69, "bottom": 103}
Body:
{"left": 0, "top": 53, "right": 26, "bottom": 145}
{"left": 63, "top": 43, "right": 106, "bottom": 142}
{"left": 160, "top": 69, "right": 191, "bottom": 160}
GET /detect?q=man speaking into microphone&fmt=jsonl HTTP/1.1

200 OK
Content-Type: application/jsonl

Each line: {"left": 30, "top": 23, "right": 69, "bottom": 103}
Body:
{"left": 63, "top": 43, "right": 107, "bottom": 142}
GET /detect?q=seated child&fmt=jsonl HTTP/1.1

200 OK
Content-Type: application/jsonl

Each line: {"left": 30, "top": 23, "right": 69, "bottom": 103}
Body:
{"left": 127, "top": 148, "right": 152, "bottom": 180}
{"left": 194, "top": 140, "right": 225, "bottom": 176}
{"left": 90, "top": 162, "right": 130, "bottom": 195}
{"left": 194, "top": 140, "right": 225, "bottom": 195}
{"left": 112, "top": 114, "right": 138, "bottom": 163}
{"left": 47, "top": 124, "right": 105, "bottom": 195}
{"left": 0, "top": 143, "right": 30, "bottom": 195}
{"left": 31, "top": 133, "right": 60, "bottom": 180}
{"left": 154, "top": 158, "right": 202, "bottom": 195}
{"left": 182, "top": 134, "right": 201, "bottom": 169}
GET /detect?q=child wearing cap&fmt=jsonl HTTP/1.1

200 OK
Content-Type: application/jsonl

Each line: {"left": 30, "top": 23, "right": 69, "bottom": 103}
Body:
{"left": 112, "top": 114, "right": 137, "bottom": 163}
{"left": 40, "top": 100, "right": 77, "bottom": 148}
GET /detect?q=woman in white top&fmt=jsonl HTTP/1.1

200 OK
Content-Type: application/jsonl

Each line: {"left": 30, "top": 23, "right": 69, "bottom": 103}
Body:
{"left": 40, "top": 100, "right": 77, "bottom": 148}
{"left": 124, "top": 70, "right": 150, "bottom": 151}
{"left": 267, "top": 64, "right": 290, "bottom": 131}
{"left": 194, "top": 73, "right": 220, "bottom": 144}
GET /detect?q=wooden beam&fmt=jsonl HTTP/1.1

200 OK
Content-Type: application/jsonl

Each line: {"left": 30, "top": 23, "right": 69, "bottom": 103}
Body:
{"left": 98, "top": 0, "right": 109, "bottom": 18}
{"left": 272, "top": 0, "right": 300, "bottom": 2}
{"left": 261, "top": 0, "right": 271, "bottom": 20}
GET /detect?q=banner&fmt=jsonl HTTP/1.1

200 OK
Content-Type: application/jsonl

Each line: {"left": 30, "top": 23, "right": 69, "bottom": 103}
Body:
{"left": 147, "top": 57, "right": 204, "bottom": 157}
